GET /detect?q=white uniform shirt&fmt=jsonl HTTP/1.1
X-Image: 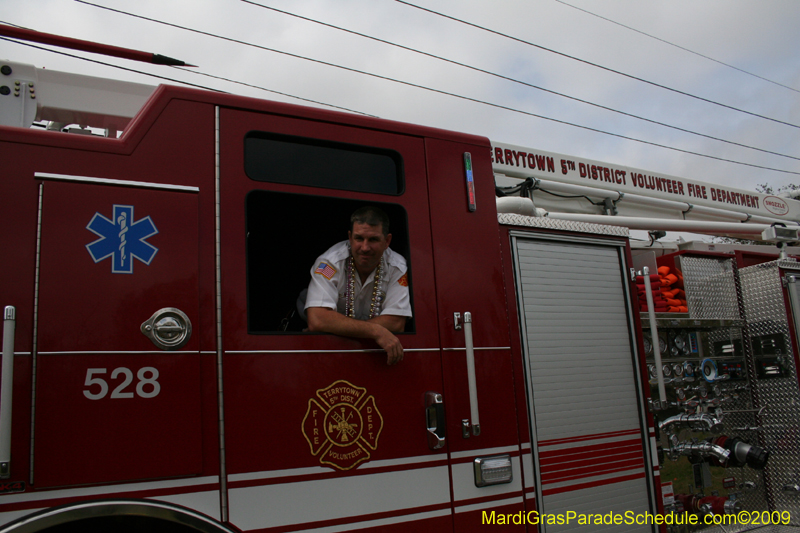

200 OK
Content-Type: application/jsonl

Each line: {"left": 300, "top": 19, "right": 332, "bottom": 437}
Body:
{"left": 305, "top": 241, "right": 412, "bottom": 320}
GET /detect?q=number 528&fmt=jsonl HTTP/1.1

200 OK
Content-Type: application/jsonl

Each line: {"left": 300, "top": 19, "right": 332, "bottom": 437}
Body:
{"left": 83, "top": 367, "right": 161, "bottom": 400}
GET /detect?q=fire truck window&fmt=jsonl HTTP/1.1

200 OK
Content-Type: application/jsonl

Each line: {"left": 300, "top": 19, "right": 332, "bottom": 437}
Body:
{"left": 246, "top": 191, "right": 414, "bottom": 334}
{"left": 244, "top": 132, "right": 404, "bottom": 195}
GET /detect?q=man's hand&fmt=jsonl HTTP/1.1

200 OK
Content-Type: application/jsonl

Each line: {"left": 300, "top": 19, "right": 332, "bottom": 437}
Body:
{"left": 306, "top": 307, "right": 406, "bottom": 365}
{"left": 372, "top": 326, "right": 404, "bottom": 365}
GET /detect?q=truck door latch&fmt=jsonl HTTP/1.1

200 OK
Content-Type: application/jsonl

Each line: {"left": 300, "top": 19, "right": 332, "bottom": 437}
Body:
{"left": 141, "top": 308, "right": 192, "bottom": 350}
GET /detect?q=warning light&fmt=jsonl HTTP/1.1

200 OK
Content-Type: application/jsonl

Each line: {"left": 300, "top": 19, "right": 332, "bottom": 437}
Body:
{"left": 464, "top": 152, "right": 476, "bottom": 212}
{"left": 474, "top": 454, "right": 513, "bottom": 487}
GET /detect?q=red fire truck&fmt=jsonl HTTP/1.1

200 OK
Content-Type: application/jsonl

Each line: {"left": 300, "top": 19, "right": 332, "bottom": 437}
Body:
{"left": 1, "top": 56, "right": 799, "bottom": 533}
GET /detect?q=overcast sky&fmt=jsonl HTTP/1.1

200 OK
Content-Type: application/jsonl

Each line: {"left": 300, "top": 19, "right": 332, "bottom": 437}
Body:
{"left": 2, "top": 0, "right": 800, "bottom": 195}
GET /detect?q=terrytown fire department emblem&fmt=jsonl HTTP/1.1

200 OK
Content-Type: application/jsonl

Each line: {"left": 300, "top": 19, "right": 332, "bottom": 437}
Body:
{"left": 302, "top": 380, "right": 383, "bottom": 471}
{"left": 86, "top": 205, "right": 158, "bottom": 274}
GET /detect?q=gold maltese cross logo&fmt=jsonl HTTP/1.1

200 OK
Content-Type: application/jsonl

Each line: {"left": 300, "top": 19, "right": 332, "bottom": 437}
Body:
{"left": 302, "top": 380, "right": 383, "bottom": 470}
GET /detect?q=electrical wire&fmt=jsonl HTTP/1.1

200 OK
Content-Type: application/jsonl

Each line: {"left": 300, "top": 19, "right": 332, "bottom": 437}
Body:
{"left": 553, "top": 0, "right": 799, "bottom": 94}
{"left": 395, "top": 0, "right": 800, "bottom": 130}
{"left": 1, "top": 35, "right": 373, "bottom": 117}
{"left": 65, "top": 1, "right": 800, "bottom": 176}
{"left": 241, "top": 0, "right": 800, "bottom": 162}
{"left": 0, "top": 36, "right": 222, "bottom": 91}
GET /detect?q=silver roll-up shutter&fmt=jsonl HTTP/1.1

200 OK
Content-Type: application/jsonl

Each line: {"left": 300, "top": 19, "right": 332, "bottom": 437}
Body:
{"left": 512, "top": 235, "right": 653, "bottom": 532}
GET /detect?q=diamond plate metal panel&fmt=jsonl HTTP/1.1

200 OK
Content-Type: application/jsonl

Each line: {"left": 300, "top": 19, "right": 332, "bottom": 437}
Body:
{"left": 678, "top": 255, "right": 741, "bottom": 320}
{"left": 498, "top": 213, "right": 630, "bottom": 237}
{"left": 739, "top": 260, "right": 800, "bottom": 526}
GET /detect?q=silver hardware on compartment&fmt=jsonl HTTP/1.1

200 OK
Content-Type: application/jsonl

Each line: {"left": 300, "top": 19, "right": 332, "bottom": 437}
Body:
{"left": 141, "top": 308, "right": 192, "bottom": 350}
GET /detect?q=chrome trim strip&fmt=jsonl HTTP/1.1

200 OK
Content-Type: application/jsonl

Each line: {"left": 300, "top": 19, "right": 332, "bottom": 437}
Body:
{"left": 223, "top": 347, "right": 508, "bottom": 354}
{"left": 1, "top": 307, "right": 16, "bottom": 477}
{"left": 223, "top": 347, "right": 441, "bottom": 354}
{"left": 214, "top": 105, "right": 228, "bottom": 523}
{"left": 35, "top": 351, "right": 199, "bottom": 355}
{"left": 29, "top": 183, "right": 43, "bottom": 486}
{"left": 34, "top": 172, "right": 199, "bottom": 193}
{"left": 442, "top": 346, "right": 511, "bottom": 351}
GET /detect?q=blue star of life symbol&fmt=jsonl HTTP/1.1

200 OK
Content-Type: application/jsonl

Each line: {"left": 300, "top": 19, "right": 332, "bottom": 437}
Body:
{"left": 86, "top": 205, "right": 158, "bottom": 274}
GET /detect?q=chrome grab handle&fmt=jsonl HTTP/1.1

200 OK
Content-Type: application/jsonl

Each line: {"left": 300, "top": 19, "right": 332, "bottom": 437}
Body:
{"left": 642, "top": 267, "right": 667, "bottom": 404}
{"left": 460, "top": 312, "right": 480, "bottom": 437}
{"left": 1, "top": 306, "right": 16, "bottom": 478}
{"left": 425, "top": 392, "right": 446, "bottom": 450}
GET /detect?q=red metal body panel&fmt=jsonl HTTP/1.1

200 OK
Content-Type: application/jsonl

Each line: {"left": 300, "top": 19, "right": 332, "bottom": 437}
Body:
{"left": 0, "top": 95, "right": 221, "bottom": 506}
{"left": 33, "top": 181, "right": 202, "bottom": 487}
{"left": 424, "top": 138, "right": 527, "bottom": 529}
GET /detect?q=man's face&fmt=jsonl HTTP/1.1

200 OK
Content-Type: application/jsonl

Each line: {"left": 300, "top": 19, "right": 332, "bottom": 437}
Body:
{"left": 349, "top": 222, "right": 391, "bottom": 276}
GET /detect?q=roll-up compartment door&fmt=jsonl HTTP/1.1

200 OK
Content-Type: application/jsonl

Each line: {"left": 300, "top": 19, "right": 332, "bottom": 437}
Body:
{"left": 512, "top": 235, "right": 654, "bottom": 532}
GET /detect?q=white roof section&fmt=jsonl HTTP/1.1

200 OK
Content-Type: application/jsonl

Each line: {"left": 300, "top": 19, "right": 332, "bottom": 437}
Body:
{"left": 0, "top": 60, "right": 154, "bottom": 132}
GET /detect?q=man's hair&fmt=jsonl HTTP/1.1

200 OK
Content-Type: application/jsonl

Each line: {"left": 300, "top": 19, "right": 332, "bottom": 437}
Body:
{"left": 350, "top": 206, "right": 390, "bottom": 236}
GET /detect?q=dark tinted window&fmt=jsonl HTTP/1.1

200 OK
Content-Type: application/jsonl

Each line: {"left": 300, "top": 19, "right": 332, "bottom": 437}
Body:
{"left": 244, "top": 132, "right": 404, "bottom": 195}
{"left": 245, "top": 191, "right": 413, "bottom": 334}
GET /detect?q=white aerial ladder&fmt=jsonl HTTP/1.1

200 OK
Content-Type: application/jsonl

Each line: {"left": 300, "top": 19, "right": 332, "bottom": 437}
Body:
{"left": 491, "top": 141, "right": 800, "bottom": 246}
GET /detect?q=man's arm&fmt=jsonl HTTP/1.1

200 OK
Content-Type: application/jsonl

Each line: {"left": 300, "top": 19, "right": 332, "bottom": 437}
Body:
{"left": 306, "top": 307, "right": 405, "bottom": 365}
{"left": 367, "top": 313, "right": 407, "bottom": 333}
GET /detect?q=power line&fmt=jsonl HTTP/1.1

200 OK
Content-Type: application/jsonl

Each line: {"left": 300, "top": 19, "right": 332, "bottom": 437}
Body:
{"left": 175, "top": 67, "right": 376, "bottom": 117}
{"left": 241, "top": 0, "right": 800, "bottom": 162}
{"left": 0, "top": 33, "right": 372, "bottom": 117}
{"left": 394, "top": 0, "right": 800, "bottom": 130}
{"left": 0, "top": 36, "right": 222, "bottom": 91}
{"left": 552, "top": 0, "right": 799, "bottom": 94}
{"left": 69, "top": 1, "right": 800, "bottom": 176}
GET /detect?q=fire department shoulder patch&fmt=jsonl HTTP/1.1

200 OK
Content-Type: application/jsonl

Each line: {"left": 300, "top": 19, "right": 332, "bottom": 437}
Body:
{"left": 397, "top": 272, "right": 408, "bottom": 287}
{"left": 302, "top": 380, "right": 383, "bottom": 471}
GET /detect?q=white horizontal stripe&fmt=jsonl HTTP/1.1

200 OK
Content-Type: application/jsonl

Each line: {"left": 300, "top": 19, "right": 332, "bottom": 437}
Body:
{"left": 229, "top": 466, "right": 329, "bottom": 483}
{"left": 0, "top": 476, "right": 218, "bottom": 505}
{"left": 455, "top": 496, "right": 524, "bottom": 514}
{"left": 541, "top": 467, "right": 645, "bottom": 492}
{"left": 361, "top": 453, "right": 449, "bottom": 469}
{"left": 522, "top": 452, "right": 536, "bottom": 490}
{"left": 300, "top": 509, "right": 451, "bottom": 533}
{"left": 451, "top": 445, "right": 519, "bottom": 460}
{"left": 228, "top": 465, "right": 450, "bottom": 531}
{"left": 35, "top": 172, "right": 200, "bottom": 192}
{"left": 228, "top": 453, "right": 447, "bottom": 483}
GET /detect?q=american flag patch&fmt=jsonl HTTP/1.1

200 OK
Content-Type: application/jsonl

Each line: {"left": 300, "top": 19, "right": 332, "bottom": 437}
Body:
{"left": 314, "top": 262, "right": 337, "bottom": 279}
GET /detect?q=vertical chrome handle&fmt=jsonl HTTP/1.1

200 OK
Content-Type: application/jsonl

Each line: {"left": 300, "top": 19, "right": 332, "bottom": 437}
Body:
{"left": 462, "top": 312, "right": 480, "bottom": 436}
{"left": 425, "top": 392, "right": 446, "bottom": 450}
{"left": 642, "top": 267, "right": 667, "bottom": 405}
{"left": 1, "top": 306, "right": 16, "bottom": 478}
